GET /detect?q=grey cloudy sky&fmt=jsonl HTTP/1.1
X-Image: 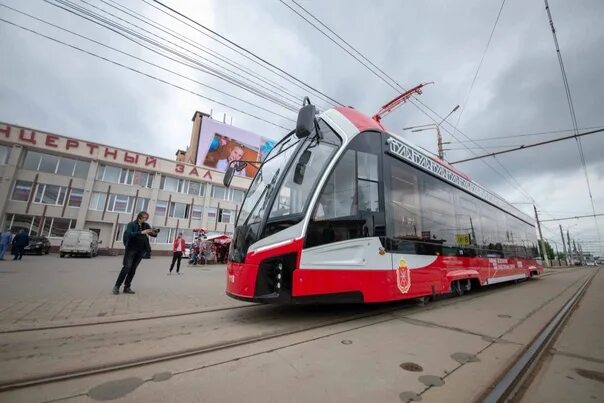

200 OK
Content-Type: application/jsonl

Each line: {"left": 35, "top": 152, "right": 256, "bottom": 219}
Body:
{"left": 1, "top": 0, "right": 603, "bottom": 253}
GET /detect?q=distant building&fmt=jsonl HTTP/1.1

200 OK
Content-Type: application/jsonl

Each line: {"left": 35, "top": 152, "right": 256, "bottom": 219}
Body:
{"left": 0, "top": 112, "right": 254, "bottom": 254}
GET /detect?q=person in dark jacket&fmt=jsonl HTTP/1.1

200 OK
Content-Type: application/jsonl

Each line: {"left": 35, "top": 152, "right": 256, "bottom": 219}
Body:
{"left": 12, "top": 229, "right": 29, "bottom": 261}
{"left": 113, "top": 212, "right": 157, "bottom": 295}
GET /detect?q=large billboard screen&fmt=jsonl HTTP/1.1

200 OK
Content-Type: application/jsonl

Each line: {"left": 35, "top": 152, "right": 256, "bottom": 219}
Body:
{"left": 196, "top": 117, "right": 275, "bottom": 178}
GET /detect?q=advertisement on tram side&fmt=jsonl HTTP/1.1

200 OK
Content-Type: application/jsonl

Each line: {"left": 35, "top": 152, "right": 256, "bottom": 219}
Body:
{"left": 196, "top": 117, "right": 276, "bottom": 178}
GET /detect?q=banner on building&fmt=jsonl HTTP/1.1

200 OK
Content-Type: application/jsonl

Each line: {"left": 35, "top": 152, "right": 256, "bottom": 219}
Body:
{"left": 196, "top": 117, "right": 275, "bottom": 178}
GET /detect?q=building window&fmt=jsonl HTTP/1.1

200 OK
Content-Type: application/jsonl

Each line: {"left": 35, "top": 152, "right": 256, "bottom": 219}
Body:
{"left": 0, "top": 144, "right": 9, "bottom": 165}
{"left": 152, "top": 227, "right": 171, "bottom": 244}
{"left": 6, "top": 214, "right": 33, "bottom": 233}
{"left": 22, "top": 150, "right": 89, "bottom": 178}
{"left": 56, "top": 158, "right": 76, "bottom": 176}
{"left": 160, "top": 176, "right": 183, "bottom": 192}
{"left": 159, "top": 176, "right": 206, "bottom": 196}
{"left": 211, "top": 186, "right": 244, "bottom": 203}
{"left": 135, "top": 197, "right": 150, "bottom": 213}
{"left": 115, "top": 224, "right": 127, "bottom": 242}
{"left": 96, "top": 165, "right": 153, "bottom": 187}
{"left": 89, "top": 192, "right": 107, "bottom": 211}
{"left": 34, "top": 184, "right": 67, "bottom": 206}
{"left": 96, "top": 165, "right": 121, "bottom": 183}
{"left": 132, "top": 171, "right": 153, "bottom": 188}
{"left": 211, "top": 185, "right": 226, "bottom": 200}
{"left": 230, "top": 189, "right": 245, "bottom": 204}
{"left": 50, "top": 218, "right": 73, "bottom": 237}
{"left": 191, "top": 205, "right": 203, "bottom": 220}
{"left": 218, "top": 208, "right": 232, "bottom": 224}
{"left": 186, "top": 181, "right": 205, "bottom": 197}
{"left": 4, "top": 214, "right": 74, "bottom": 237}
{"left": 67, "top": 188, "right": 84, "bottom": 207}
{"left": 39, "top": 154, "right": 60, "bottom": 173}
{"left": 169, "top": 202, "right": 190, "bottom": 219}
{"left": 207, "top": 207, "right": 217, "bottom": 220}
{"left": 11, "top": 180, "right": 33, "bottom": 202}
{"left": 155, "top": 200, "right": 168, "bottom": 216}
{"left": 73, "top": 160, "right": 90, "bottom": 179}
{"left": 107, "top": 194, "right": 132, "bottom": 213}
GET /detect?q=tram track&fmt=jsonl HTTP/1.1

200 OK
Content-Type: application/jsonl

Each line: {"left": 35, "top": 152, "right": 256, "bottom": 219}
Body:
{"left": 0, "top": 266, "right": 577, "bottom": 335}
{"left": 0, "top": 268, "right": 582, "bottom": 393}
{"left": 481, "top": 268, "right": 598, "bottom": 402}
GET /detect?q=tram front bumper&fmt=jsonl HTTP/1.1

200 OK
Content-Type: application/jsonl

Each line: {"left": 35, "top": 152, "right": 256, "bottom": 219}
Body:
{"left": 226, "top": 261, "right": 259, "bottom": 299}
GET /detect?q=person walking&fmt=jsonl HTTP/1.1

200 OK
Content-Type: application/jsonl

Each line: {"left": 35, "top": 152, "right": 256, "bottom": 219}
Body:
{"left": 169, "top": 232, "right": 186, "bottom": 274}
{"left": 12, "top": 229, "right": 29, "bottom": 261}
{"left": 113, "top": 212, "right": 157, "bottom": 295}
{"left": 0, "top": 230, "right": 12, "bottom": 260}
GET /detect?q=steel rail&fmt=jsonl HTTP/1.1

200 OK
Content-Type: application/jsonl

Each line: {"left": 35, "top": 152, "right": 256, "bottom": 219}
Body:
{"left": 483, "top": 268, "right": 597, "bottom": 402}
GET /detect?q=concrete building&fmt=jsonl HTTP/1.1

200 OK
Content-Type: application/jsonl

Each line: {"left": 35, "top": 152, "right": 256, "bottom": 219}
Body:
{"left": 0, "top": 112, "right": 252, "bottom": 254}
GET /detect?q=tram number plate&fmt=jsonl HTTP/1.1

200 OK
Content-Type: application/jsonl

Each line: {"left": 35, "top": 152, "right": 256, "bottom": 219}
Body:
{"left": 229, "top": 274, "right": 235, "bottom": 283}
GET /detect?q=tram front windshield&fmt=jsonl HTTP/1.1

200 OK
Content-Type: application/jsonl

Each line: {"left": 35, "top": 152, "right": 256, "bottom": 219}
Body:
{"left": 231, "top": 120, "right": 341, "bottom": 261}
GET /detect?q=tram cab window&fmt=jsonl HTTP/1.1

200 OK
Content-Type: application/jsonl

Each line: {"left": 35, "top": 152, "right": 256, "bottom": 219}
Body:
{"left": 306, "top": 132, "right": 384, "bottom": 249}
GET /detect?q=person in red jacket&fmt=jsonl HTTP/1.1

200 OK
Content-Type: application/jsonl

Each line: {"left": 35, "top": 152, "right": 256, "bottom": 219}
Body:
{"left": 169, "top": 233, "right": 186, "bottom": 274}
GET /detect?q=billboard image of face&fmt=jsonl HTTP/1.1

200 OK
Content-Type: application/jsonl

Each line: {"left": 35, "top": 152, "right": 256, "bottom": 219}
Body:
{"left": 196, "top": 118, "right": 275, "bottom": 178}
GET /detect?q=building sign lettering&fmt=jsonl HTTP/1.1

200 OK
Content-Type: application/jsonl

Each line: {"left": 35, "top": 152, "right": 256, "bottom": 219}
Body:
{"left": 0, "top": 124, "right": 213, "bottom": 181}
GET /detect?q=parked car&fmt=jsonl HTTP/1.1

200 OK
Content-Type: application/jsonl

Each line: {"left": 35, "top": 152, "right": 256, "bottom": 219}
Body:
{"left": 60, "top": 230, "right": 100, "bottom": 258}
{"left": 24, "top": 236, "right": 51, "bottom": 255}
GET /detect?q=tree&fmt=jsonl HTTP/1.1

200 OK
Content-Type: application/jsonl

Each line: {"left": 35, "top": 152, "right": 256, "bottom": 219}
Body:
{"left": 543, "top": 240, "right": 555, "bottom": 260}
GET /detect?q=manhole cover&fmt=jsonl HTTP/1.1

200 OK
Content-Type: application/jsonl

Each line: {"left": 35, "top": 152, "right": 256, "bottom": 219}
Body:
{"left": 341, "top": 340, "right": 353, "bottom": 345}
{"left": 451, "top": 352, "right": 480, "bottom": 364}
{"left": 400, "top": 362, "right": 423, "bottom": 372}
{"left": 399, "top": 391, "right": 422, "bottom": 402}
{"left": 418, "top": 375, "right": 444, "bottom": 387}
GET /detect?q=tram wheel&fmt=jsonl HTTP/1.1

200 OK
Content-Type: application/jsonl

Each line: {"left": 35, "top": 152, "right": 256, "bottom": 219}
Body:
{"left": 452, "top": 281, "right": 465, "bottom": 297}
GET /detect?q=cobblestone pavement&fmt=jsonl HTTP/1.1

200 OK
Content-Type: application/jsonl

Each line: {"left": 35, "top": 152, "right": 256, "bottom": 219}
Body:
{"left": 0, "top": 255, "right": 243, "bottom": 329}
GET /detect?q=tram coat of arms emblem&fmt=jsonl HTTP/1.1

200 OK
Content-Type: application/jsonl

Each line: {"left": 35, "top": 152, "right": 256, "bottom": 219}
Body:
{"left": 396, "top": 258, "right": 411, "bottom": 294}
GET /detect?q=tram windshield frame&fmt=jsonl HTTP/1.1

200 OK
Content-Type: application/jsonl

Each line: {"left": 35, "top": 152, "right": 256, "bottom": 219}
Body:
{"left": 230, "top": 120, "right": 341, "bottom": 261}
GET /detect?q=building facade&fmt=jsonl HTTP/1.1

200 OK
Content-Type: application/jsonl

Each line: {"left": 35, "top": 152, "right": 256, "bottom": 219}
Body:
{"left": 0, "top": 113, "right": 252, "bottom": 254}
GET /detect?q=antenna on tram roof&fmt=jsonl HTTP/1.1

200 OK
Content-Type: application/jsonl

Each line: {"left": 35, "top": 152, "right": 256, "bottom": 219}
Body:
{"left": 372, "top": 82, "right": 433, "bottom": 123}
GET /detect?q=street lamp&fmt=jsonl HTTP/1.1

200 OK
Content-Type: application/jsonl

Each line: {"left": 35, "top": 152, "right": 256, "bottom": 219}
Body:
{"left": 403, "top": 105, "right": 459, "bottom": 160}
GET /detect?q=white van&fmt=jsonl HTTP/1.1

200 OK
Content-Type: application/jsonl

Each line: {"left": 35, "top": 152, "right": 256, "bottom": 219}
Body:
{"left": 60, "top": 230, "right": 100, "bottom": 258}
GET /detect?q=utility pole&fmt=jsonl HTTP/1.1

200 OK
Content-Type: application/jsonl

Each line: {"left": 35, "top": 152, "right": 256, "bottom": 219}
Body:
{"left": 567, "top": 230, "right": 573, "bottom": 265}
{"left": 578, "top": 244, "right": 585, "bottom": 266}
{"left": 436, "top": 126, "right": 444, "bottom": 159}
{"left": 559, "top": 225, "right": 570, "bottom": 266}
{"left": 573, "top": 239, "right": 578, "bottom": 265}
{"left": 534, "top": 205, "right": 550, "bottom": 267}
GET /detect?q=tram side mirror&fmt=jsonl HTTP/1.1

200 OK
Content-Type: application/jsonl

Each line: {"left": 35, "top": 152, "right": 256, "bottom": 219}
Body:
{"left": 223, "top": 165, "right": 235, "bottom": 187}
{"left": 295, "top": 103, "right": 316, "bottom": 139}
{"left": 293, "top": 150, "right": 312, "bottom": 185}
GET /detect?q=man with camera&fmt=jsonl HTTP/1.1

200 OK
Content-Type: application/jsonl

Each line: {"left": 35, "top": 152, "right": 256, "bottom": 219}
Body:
{"left": 113, "top": 211, "right": 158, "bottom": 295}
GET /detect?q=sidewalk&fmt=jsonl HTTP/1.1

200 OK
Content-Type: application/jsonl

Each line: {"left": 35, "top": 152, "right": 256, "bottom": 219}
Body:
{"left": 0, "top": 255, "right": 242, "bottom": 329}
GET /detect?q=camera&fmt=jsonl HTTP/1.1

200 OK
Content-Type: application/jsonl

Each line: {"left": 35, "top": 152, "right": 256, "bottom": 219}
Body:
{"left": 151, "top": 228, "right": 160, "bottom": 234}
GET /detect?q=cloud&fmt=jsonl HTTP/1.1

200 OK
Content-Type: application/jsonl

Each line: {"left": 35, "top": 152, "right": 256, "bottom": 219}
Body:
{"left": 0, "top": 0, "right": 602, "bottom": 252}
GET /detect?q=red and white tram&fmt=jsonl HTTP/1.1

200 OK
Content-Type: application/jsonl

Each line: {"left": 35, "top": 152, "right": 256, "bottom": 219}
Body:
{"left": 224, "top": 99, "right": 543, "bottom": 304}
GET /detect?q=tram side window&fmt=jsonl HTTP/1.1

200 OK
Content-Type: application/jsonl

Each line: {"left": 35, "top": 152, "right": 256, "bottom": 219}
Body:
{"left": 389, "top": 161, "right": 421, "bottom": 253}
{"left": 306, "top": 132, "right": 383, "bottom": 248}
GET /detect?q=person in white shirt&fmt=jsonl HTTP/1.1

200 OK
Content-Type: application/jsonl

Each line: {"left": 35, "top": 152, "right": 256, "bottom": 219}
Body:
{"left": 216, "top": 146, "right": 246, "bottom": 176}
